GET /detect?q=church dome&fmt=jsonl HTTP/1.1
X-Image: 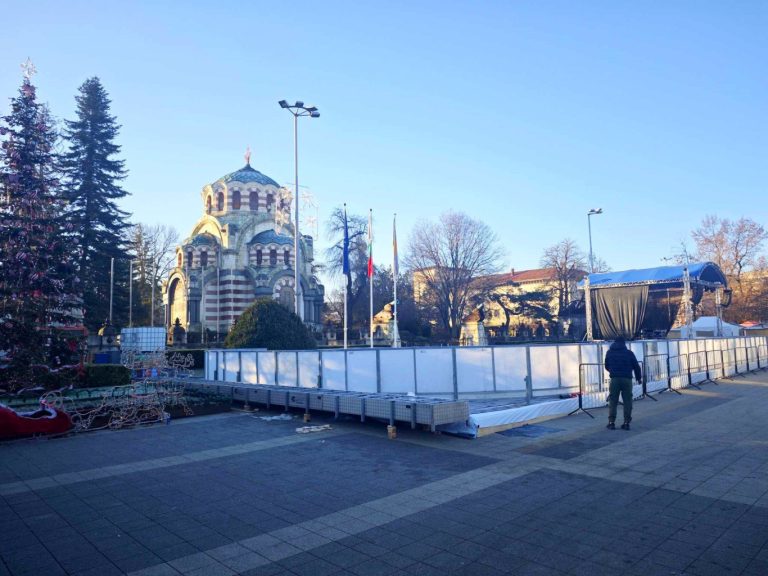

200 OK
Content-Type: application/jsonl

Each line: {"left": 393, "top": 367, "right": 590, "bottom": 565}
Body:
{"left": 219, "top": 163, "right": 279, "bottom": 187}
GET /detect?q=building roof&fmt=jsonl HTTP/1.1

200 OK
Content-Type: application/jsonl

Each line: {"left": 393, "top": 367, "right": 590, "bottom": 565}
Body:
{"left": 473, "top": 267, "right": 579, "bottom": 290}
{"left": 219, "top": 163, "right": 279, "bottom": 187}
{"left": 250, "top": 230, "right": 293, "bottom": 246}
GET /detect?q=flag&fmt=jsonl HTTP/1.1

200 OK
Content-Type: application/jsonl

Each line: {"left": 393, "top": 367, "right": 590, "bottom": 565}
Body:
{"left": 393, "top": 214, "right": 398, "bottom": 277}
{"left": 342, "top": 205, "right": 350, "bottom": 278}
{"left": 367, "top": 209, "right": 374, "bottom": 278}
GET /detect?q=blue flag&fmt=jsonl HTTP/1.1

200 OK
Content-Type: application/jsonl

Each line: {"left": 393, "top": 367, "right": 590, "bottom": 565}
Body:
{"left": 342, "top": 206, "right": 350, "bottom": 278}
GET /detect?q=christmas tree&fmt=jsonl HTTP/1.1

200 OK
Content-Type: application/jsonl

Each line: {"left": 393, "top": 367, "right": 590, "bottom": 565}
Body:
{"left": 0, "top": 62, "right": 79, "bottom": 389}
{"left": 62, "top": 77, "right": 131, "bottom": 331}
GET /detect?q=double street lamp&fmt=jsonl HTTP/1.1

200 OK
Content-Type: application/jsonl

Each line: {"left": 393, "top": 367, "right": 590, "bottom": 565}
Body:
{"left": 278, "top": 100, "right": 319, "bottom": 321}
{"left": 587, "top": 208, "right": 603, "bottom": 273}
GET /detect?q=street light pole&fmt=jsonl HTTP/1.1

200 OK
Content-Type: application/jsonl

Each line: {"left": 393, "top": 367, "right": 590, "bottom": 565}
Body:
{"left": 278, "top": 100, "right": 319, "bottom": 322}
{"left": 587, "top": 208, "right": 603, "bottom": 273}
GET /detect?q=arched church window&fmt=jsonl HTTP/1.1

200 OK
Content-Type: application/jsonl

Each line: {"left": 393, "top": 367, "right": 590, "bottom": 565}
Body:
{"left": 187, "top": 251, "right": 193, "bottom": 267}
{"left": 269, "top": 249, "right": 277, "bottom": 266}
{"left": 217, "top": 192, "right": 224, "bottom": 211}
{"left": 200, "top": 251, "right": 208, "bottom": 267}
{"left": 284, "top": 249, "right": 290, "bottom": 266}
{"left": 232, "top": 190, "right": 241, "bottom": 210}
{"left": 206, "top": 196, "right": 212, "bottom": 214}
{"left": 278, "top": 286, "right": 294, "bottom": 310}
{"left": 250, "top": 191, "right": 259, "bottom": 211}
{"left": 177, "top": 253, "right": 182, "bottom": 268}
{"left": 256, "top": 249, "right": 263, "bottom": 266}
{"left": 266, "top": 193, "right": 274, "bottom": 213}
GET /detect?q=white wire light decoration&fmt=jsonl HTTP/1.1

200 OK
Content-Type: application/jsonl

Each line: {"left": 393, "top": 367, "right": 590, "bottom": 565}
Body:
{"left": 300, "top": 189, "right": 319, "bottom": 238}
{"left": 274, "top": 186, "right": 293, "bottom": 233}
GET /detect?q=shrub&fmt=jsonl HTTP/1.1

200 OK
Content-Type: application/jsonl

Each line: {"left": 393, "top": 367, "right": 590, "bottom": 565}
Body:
{"left": 225, "top": 298, "right": 316, "bottom": 350}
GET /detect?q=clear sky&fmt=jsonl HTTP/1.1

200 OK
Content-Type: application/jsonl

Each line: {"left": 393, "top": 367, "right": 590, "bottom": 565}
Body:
{"left": 1, "top": 0, "right": 766, "bottom": 288}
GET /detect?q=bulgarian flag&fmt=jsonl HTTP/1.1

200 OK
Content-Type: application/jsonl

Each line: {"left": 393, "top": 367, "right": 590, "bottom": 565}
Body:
{"left": 367, "top": 209, "right": 374, "bottom": 278}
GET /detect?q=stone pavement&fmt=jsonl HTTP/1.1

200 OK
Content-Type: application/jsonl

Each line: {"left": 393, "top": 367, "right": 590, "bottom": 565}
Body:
{"left": 2, "top": 371, "right": 768, "bottom": 576}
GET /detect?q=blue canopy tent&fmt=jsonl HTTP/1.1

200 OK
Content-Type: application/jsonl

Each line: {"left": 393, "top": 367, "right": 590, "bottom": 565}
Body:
{"left": 579, "top": 262, "right": 729, "bottom": 340}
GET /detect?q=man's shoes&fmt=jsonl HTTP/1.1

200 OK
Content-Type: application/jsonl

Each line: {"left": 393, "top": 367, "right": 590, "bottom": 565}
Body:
{"left": 620, "top": 422, "right": 630, "bottom": 430}
{"left": 606, "top": 422, "right": 615, "bottom": 430}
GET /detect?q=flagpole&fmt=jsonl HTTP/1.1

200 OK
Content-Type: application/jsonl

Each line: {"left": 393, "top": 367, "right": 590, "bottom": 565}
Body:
{"left": 342, "top": 204, "right": 350, "bottom": 350}
{"left": 369, "top": 209, "right": 374, "bottom": 349}
{"left": 393, "top": 213, "right": 400, "bottom": 348}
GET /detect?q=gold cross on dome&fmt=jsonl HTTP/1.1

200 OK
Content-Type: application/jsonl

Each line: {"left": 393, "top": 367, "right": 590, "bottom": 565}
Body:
{"left": 245, "top": 146, "right": 251, "bottom": 165}
{"left": 21, "top": 58, "right": 37, "bottom": 80}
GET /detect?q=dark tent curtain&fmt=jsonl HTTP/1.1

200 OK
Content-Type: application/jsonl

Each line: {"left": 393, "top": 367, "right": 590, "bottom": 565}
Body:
{"left": 592, "top": 285, "right": 649, "bottom": 340}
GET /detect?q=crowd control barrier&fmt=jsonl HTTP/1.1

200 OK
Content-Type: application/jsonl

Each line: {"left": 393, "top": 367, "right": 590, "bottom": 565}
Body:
{"left": 571, "top": 361, "right": 646, "bottom": 418}
{"left": 202, "top": 336, "right": 768, "bottom": 405}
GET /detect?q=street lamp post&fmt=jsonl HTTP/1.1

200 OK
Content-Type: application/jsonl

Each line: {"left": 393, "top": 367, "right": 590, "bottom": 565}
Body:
{"left": 128, "top": 259, "right": 140, "bottom": 327}
{"left": 587, "top": 208, "right": 603, "bottom": 273}
{"left": 278, "top": 100, "right": 319, "bottom": 321}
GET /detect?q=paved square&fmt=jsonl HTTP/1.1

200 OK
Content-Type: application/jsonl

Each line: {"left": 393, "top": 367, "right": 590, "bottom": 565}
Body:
{"left": 2, "top": 371, "right": 768, "bottom": 575}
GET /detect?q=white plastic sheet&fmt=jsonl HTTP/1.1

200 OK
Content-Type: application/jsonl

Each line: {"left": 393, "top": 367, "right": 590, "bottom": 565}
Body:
{"left": 321, "top": 350, "right": 346, "bottom": 390}
{"left": 493, "top": 347, "right": 528, "bottom": 393}
{"left": 347, "top": 350, "right": 377, "bottom": 393}
{"left": 415, "top": 349, "right": 454, "bottom": 395}
{"left": 380, "top": 349, "right": 416, "bottom": 394}
{"left": 456, "top": 348, "right": 494, "bottom": 393}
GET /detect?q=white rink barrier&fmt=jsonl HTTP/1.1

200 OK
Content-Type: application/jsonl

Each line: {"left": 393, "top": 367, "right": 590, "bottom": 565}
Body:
{"left": 205, "top": 336, "right": 768, "bottom": 402}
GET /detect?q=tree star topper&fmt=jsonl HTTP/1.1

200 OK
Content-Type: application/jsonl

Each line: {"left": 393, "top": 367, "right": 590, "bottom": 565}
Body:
{"left": 21, "top": 58, "right": 37, "bottom": 80}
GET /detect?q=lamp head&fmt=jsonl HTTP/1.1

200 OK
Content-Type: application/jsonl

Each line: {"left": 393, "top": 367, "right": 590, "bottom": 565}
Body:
{"left": 295, "top": 100, "right": 304, "bottom": 108}
{"left": 310, "top": 111, "right": 320, "bottom": 118}
{"left": 588, "top": 208, "right": 603, "bottom": 215}
{"left": 279, "top": 100, "right": 289, "bottom": 108}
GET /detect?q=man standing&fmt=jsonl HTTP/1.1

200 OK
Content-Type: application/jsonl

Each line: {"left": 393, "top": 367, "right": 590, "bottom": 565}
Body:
{"left": 604, "top": 337, "right": 642, "bottom": 430}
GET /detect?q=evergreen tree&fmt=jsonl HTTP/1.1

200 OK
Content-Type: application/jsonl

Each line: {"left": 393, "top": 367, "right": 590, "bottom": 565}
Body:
{"left": 62, "top": 77, "right": 131, "bottom": 330}
{"left": 0, "top": 71, "right": 79, "bottom": 387}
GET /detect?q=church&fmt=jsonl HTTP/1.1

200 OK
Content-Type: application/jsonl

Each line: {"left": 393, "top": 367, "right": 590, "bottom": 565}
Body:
{"left": 162, "top": 156, "right": 324, "bottom": 343}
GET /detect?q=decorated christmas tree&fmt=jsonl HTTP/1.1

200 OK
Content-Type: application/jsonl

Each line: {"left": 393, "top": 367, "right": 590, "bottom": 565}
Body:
{"left": 0, "top": 61, "right": 80, "bottom": 389}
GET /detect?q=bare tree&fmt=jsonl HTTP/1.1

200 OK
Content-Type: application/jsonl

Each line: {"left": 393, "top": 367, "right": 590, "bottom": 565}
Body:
{"left": 540, "top": 239, "right": 588, "bottom": 316}
{"left": 126, "top": 223, "right": 179, "bottom": 326}
{"left": 692, "top": 215, "right": 768, "bottom": 321}
{"left": 406, "top": 211, "right": 503, "bottom": 340}
{"left": 692, "top": 215, "right": 767, "bottom": 281}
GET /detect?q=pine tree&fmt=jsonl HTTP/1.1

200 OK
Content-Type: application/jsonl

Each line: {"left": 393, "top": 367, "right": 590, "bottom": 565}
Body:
{"left": 62, "top": 77, "right": 131, "bottom": 330}
{"left": 0, "top": 72, "right": 79, "bottom": 386}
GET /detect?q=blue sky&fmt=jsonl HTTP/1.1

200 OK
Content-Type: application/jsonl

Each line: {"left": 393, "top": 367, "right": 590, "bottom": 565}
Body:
{"left": 1, "top": 1, "right": 766, "bottom": 287}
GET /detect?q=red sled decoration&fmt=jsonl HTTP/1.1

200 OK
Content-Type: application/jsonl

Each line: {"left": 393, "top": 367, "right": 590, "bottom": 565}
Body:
{"left": 0, "top": 403, "right": 73, "bottom": 440}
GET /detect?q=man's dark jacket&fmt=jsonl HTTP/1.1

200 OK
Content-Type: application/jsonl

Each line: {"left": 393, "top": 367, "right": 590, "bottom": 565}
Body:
{"left": 605, "top": 340, "right": 642, "bottom": 381}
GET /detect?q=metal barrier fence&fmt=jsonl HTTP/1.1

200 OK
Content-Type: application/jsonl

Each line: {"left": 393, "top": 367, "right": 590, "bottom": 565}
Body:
{"left": 644, "top": 353, "right": 669, "bottom": 393}
{"left": 759, "top": 345, "right": 768, "bottom": 369}
{"left": 572, "top": 361, "right": 646, "bottom": 418}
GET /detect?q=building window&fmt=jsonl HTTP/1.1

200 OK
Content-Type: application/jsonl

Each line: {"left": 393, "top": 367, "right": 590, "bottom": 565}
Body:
{"left": 256, "top": 248, "right": 263, "bottom": 266}
{"left": 250, "top": 191, "right": 259, "bottom": 211}
{"left": 187, "top": 251, "right": 193, "bottom": 267}
{"left": 206, "top": 196, "right": 212, "bottom": 214}
{"left": 200, "top": 251, "right": 208, "bottom": 267}
{"left": 266, "top": 193, "right": 274, "bottom": 212}
{"left": 232, "top": 190, "right": 241, "bottom": 210}
{"left": 216, "top": 192, "right": 224, "bottom": 211}
{"left": 283, "top": 249, "right": 290, "bottom": 265}
{"left": 177, "top": 253, "right": 182, "bottom": 268}
{"left": 278, "top": 286, "right": 294, "bottom": 309}
{"left": 269, "top": 249, "right": 277, "bottom": 266}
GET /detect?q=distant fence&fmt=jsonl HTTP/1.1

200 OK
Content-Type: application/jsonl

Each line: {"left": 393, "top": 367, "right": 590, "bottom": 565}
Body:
{"left": 204, "top": 336, "right": 768, "bottom": 401}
